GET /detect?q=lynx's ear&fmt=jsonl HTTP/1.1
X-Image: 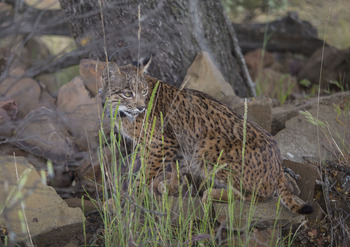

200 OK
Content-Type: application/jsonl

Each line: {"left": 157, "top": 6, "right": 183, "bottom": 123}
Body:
{"left": 139, "top": 56, "right": 152, "bottom": 74}
{"left": 101, "top": 62, "right": 120, "bottom": 87}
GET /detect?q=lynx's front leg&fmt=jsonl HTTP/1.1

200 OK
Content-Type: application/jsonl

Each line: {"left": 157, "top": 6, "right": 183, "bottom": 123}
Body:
{"left": 202, "top": 187, "right": 245, "bottom": 203}
{"left": 144, "top": 137, "right": 183, "bottom": 196}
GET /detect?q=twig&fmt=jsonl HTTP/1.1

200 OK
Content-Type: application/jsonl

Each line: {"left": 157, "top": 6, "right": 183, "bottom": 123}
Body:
{"left": 123, "top": 192, "right": 166, "bottom": 217}
{"left": 323, "top": 172, "right": 334, "bottom": 246}
{"left": 324, "top": 160, "right": 350, "bottom": 176}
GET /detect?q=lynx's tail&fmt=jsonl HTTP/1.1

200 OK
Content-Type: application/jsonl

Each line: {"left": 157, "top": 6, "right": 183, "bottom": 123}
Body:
{"left": 277, "top": 174, "right": 313, "bottom": 214}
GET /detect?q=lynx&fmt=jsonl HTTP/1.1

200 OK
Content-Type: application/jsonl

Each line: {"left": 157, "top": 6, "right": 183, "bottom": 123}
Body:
{"left": 99, "top": 59, "right": 313, "bottom": 214}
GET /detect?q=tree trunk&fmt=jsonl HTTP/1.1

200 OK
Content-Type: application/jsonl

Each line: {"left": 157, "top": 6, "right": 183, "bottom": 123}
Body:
{"left": 58, "top": 0, "right": 254, "bottom": 97}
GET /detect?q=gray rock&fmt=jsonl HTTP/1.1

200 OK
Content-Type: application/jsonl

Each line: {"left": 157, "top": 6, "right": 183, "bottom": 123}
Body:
{"left": 228, "top": 96, "right": 272, "bottom": 133}
{"left": 165, "top": 195, "right": 304, "bottom": 233}
{"left": 272, "top": 91, "right": 350, "bottom": 135}
{"left": 283, "top": 160, "right": 323, "bottom": 220}
{"left": 214, "top": 196, "right": 305, "bottom": 231}
{"left": 275, "top": 93, "right": 350, "bottom": 163}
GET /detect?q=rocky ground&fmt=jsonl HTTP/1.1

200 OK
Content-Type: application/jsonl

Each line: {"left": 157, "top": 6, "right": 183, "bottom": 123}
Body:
{"left": 1, "top": 47, "right": 349, "bottom": 246}
{"left": 1, "top": 2, "right": 350, "bottom": 246}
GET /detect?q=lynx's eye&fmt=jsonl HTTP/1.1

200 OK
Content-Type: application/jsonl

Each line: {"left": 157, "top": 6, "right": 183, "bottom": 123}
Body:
{"left": 142, "top": 89, "right": 148, "bottom": 96}
{"left": 122, "top": 91, "right": 134, "bottom": 98}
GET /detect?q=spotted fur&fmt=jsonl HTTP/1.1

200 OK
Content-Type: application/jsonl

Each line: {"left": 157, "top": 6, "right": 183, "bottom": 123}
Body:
{"left": 100, "top": 60, "right": 313, "bottom": 215}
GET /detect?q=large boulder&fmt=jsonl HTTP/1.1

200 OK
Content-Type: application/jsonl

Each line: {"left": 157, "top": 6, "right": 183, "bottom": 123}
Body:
{"left": 0, "top": 156, "right": 84, "bottom": 245}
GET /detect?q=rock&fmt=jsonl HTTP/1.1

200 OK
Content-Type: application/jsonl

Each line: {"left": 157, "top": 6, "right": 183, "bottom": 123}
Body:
{"left": 214, "top": 196, "right": 305, "bottom": 231}
{"left": 168, "top": 197, "right": 205, "bottom": 225}
{"left": 272, "top": 91, "right": 350, "bottom": 135}
{"left": 25, "top": 0, "right": 61, "bottom": 10}
{"left": 222, "top": 96, "right": 272, "bottom": 133}
{"left": 36, "top": 73, "right": 60, "bottom": 98}
{"left": 220, "top": 95, "right": 243, "bottom": 108}
{"left": 247, "top": 227, "right": 280, "bottom": 247}
{"left": 56, "top": 76, "right": 101, "bottom": 151}
{"left": 244, "top": 49, "right": 301, "bottom": 103}
{"left": 21, "top": 37, "right": 51, "bottom": 68}
{"left": 271, "top": 104, "right": 302, "bottom": 135}
{"left": 0, "top": 156, "right": 84, "bottom": 244}
{"left": 180, "top": 51, "right": 272, "bottom": 132}
{"left": 165, "top": 195, "right": 305, "bottom": 238}
{"left": 64, "top": 198, "right": 97, "bottom": 215}
{"left": 245, "top": 49, "right": 278, "bottom": 79}
{"left": 0, "top": 99, "right": 18, "bottom": 138}
{"left": 63, "top": 242, "right": 79, "bottom": 247}
{"left": 182, "top": 51, "right": 239, "bottom": 102}
{"left": 217, "top": 227, "right": 281, "bottom": 247}
{"left": 234, "top": 12, "right": 325, "bottom": 56}
{"left": 283, "top": 160, "right": 323, "bottom": 220}
{"left": 79, "top": 59, "right": 106, "bottom": 96}
{"left": 0, "top": 98, "right": 18, "bottom": 121}
{"left": 256, "top": 68, "right": 298, "bottom": 103}
{"left": 74, "top": 150, "right": 103, "bottom": 195}
{"left": 0, "top": 144, "right": 48, "bottom": 171}
{"left": 245, "top": 48, "right": 304, "bottom": 77}
{"left": 39, "top": 90, "right": 56, "bottom": 110}
{"left": 13, "top": 107, "right": 75, "bottom": 163}
{"left": 0, "top": 67, "right": 41, "bottom": 118}
{"left": 298, "top": 46, "right": 350, "bottom": 90}
{"left": 274, "top": 92, "right": 350, "bottom": 163}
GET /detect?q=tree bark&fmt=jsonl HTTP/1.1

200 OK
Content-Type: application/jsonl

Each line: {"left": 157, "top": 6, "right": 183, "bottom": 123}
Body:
{"left": 58, "top": 0, "right": 254, "bottom": 97}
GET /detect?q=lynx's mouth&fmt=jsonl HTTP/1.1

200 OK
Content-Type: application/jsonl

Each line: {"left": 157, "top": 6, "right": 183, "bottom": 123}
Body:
{"left": 103, "top": 102, "right": 145, "bottom": 120}
{"left": 108, "top": 105, "right": 145, "bottom": 120}
{"left": 120, "top": 108, "right": 146, "bottom": 121}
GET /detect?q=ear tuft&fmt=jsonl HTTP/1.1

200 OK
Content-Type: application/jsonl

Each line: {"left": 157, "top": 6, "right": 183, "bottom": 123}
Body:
{"left": 140, "top": 56, "right": 152, "bottom": 74}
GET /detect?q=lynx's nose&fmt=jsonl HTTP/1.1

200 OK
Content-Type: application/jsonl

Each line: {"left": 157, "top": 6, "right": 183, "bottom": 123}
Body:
{"left": 137, "top": 106, "right": 145, "bottom": 113}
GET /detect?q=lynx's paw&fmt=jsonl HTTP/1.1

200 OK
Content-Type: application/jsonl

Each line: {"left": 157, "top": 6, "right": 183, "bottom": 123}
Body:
{"left": 157, "top": 177, "right": 181, "bottom": 195}
{"left": 202, "top": 188, "right": 243, "bottom": 203}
